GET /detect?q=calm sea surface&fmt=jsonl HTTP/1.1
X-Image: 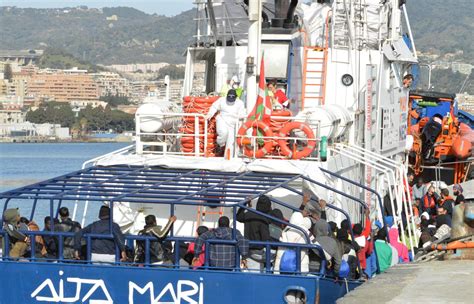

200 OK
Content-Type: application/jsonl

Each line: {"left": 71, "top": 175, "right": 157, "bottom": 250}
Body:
{"left": 0, "top": 142, "right": 130, "bottom": 227}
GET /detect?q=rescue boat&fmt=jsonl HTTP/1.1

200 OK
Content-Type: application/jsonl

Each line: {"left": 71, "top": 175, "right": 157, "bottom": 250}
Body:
{"left": 408, "top": 90, "right": 474, "bottom": 183}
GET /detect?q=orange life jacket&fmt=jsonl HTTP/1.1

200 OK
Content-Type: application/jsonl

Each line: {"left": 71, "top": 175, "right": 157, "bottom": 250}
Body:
{"left": 423, "top": 195, "right": 436, "bottom": 210}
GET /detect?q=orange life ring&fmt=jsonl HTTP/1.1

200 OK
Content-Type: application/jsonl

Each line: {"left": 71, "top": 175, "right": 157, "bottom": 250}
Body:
{"left": 237, "top": 120, "right": 274, "bottom": 158}
{"left": 278, "top": 122, "right": 316, "bottom": 159}
{"left": 272, "top": 109, "right": 292, "bottom": 117}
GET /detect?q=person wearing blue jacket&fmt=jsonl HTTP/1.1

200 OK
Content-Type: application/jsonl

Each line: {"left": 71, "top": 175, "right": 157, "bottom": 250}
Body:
{"left": 74, "top": 205, "right": 127, "bottom": 264}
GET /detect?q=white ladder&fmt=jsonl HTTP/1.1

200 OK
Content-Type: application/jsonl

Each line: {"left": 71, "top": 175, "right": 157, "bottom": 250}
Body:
{"left": 332, "top": 0, "right": 351, "bottom": 48}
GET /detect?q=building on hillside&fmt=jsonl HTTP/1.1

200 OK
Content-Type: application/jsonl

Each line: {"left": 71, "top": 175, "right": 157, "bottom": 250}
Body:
{"left": 91, "top": 72, "right": 130, "bottom": 97}
{"left": 27, "top": 72, "right": 99, "bottom": 104}
{"left": 129, "top": 80, "right": 161, "bottom": 103}
{"left": 0, "top": 80, "right": 7, "bottom": 95}
{"left": 106, "top": 15, "right": 118, "bottom": 21}
{"left": 457, "top": 93, "right": 474, "bottom": 112}
{"left": 431, "top": 61, "right": 450, "bottom": 70}
{"left": 0, "top": 109, "right": 25, "bottom": 124}
{"left": 70, "top": 100, "right": 108, "bottom": 109}
{"left": 151, "top": 79, "right": 184, "bottom": 102}
{"left": 6, "top": 73, "right": 29, "bottom": 103}
{"left": 0, "top": 61, "right": 22, "bottom": 74}
{"left": 451, "top": 63, "right": 473, "bottom": 75}
{"left": 0, "top": 122, "right": 70, "bottom": 139}
{"left": 107, "top": 63, "right": 168, "bottom": 73}
{"left": 0, "top": 50, "right": 43, "bottom": 66}
{"left": 0, "top": 95, "right": 23, "bottom": 110}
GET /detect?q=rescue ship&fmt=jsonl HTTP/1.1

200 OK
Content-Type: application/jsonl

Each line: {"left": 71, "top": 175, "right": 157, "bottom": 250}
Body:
{"left": 0, "top": 1, "right": 430, "bottom": 303}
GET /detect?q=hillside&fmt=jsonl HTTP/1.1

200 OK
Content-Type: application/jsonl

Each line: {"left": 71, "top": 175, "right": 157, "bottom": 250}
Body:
{"left": 0, "top": 6, "right": 195, "bottom": 64}
{"left": 1, "top": 2, "right": 472, "bottom": 65}
{"left": 0, "top": 2, "right": 472, "bottom": 93}
{"left": 406, "top": 0, "right": 473, "bottom": 64}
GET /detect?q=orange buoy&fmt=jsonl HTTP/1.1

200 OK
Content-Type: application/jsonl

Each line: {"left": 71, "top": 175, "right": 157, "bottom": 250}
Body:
{"left": 452, "top": 135, "right": 473, "bottom": 159}
{"left": 237, "top": 120, "right": 275, "bottom": 158}
{"left": 278, "top": 122, "right": 316, "bottom": 159}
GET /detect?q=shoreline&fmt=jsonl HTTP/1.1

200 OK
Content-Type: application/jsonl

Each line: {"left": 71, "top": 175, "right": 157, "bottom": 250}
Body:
{"left": 0, "top": 137, "right": 133, "bottom": 144}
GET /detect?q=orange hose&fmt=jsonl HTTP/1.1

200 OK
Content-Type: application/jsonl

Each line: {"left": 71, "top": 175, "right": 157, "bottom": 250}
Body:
{"left": 432, "top": 241, "right": 474, "bottom": 251}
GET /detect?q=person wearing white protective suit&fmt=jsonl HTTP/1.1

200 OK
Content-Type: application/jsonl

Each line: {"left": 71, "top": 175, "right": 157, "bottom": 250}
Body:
{"left": 206, "top": 89, "right": 246, "bottom": 157}
{"left": 220, "top": 75, "right": 244, "bottom": 98}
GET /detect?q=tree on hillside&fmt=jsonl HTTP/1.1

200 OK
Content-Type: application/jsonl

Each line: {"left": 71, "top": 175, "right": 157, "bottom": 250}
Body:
{"left": 39, "top": 47, "right": 105, "bottom": 72}
{"left": 77, "top": 105, "right": 133, "bottom": 132}
{"left": 157, "top": 65, "right": 185, "bottom": 80}
{"left": 25, "top": 102, "right": 75, "bottom": 128}
{"left": 79, "top": 105, "right": 110, "bottom": 131}
{"left": 99, "top": 94, "right": 131, "bottom": 107}
{"left": 108, "top": 110, "right": 134, "bottom": 133}
{"left": 430, "top": 70, "right": 473, "bottom": 94}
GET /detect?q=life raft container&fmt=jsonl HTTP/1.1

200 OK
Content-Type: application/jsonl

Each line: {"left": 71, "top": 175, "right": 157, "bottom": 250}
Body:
{"left": 237, "top": 120, "right": 275, "bottom": 158}
{"left": 277, "top": 122, "right": 316, "bottom": 159}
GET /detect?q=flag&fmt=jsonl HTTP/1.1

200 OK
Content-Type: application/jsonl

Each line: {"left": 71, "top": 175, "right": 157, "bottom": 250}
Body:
{"left": 247, "top": 53, "right": 272, "bottom": 124}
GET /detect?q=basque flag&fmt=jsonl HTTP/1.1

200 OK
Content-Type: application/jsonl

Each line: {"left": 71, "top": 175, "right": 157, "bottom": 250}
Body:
{"left": 247, "top": 53, "right": 272, "bottom": 124}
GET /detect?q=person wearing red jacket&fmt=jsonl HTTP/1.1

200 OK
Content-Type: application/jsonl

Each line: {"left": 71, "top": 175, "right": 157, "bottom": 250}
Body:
{"left": 186, "top": 226, "right": 209, "bottom": 268}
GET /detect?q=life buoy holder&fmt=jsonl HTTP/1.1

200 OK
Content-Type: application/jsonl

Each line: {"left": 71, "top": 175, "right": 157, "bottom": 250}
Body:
{"left": 278, "top": 122, "right": 316, "bottom": 159}
{"left": 237, "top": 120, "right": 274, "bottom": 158}
{"left": 271, "top": 109, "right": 292, "bottom": 118}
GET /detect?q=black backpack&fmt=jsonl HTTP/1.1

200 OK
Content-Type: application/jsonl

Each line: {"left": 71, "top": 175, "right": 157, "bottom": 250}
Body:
{"left": 134, "top": 230, "right": 165, "bottom": 264}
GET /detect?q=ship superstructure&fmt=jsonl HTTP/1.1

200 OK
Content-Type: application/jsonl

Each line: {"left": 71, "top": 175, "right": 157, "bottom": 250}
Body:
{"left": 131, "top": 0, "right": 418, "bottom": 248}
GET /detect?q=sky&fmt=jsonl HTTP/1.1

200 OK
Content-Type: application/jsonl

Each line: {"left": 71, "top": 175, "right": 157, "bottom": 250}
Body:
{"left": 1, "top": 0, "right": 194, "bottom": 16}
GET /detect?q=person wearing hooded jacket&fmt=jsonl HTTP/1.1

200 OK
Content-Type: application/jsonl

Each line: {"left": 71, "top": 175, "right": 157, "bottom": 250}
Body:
{"left": 274, "top": 212, "right": 312, "bottom": 274}
{"left": 453, "top": 184, "right": 465, "bottom": 206}
{"left": 237, "top": 195, "right": 272, "bottom": 272}
{"left": 2, "top": 208, "right": 29, "bottom": 258}
{"left": 309, "top": 219, "right": 342, "bottom": 276}
{"left": 206, "top": 89, "right": 246, "bottom": 157}
{"left": 134, "top": 214, "right": 176, "bottom": 265}
{"left": 388, "top": 227, "right": 409, "bottom": 263}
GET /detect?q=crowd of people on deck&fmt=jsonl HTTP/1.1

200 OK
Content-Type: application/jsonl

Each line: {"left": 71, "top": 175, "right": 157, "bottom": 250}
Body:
{"left": 1, "top": 176, "right": 466, "bottom": 279}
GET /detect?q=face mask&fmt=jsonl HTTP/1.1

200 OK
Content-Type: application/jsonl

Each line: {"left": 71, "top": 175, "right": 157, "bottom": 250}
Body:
{"left": 226, "top": 95, "right": 236, "bottom": 103}
{"left": 232, "top": 83, "right": 239, "bottom": 89}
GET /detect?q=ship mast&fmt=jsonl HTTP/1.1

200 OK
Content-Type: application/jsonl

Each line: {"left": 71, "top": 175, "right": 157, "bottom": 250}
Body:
{"left": 245, "top": 0, "right": 262, "bottom": 112}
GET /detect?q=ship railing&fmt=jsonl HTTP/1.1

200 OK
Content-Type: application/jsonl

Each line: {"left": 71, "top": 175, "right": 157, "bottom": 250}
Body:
{"left": 0, "top": 198, "right": 365, "bottom": 276}
{"left": 0, "top": 229, "right": 329, "bottom": 276}
{"left": 82, "top": 144, "right": 135, "bottom": 168}
{"left": 0, "top": 167, "right": 368, "bottom": 277}
{"left": 135, "top": 112, "right": 209, "bottom": 157}
{"left": 135, "top": 111, "right": 326, "bottom": 161}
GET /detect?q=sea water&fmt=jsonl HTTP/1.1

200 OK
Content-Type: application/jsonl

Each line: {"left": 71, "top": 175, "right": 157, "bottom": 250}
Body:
{"left": 0, "top": 142, "right": 130, "bottom": 227}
